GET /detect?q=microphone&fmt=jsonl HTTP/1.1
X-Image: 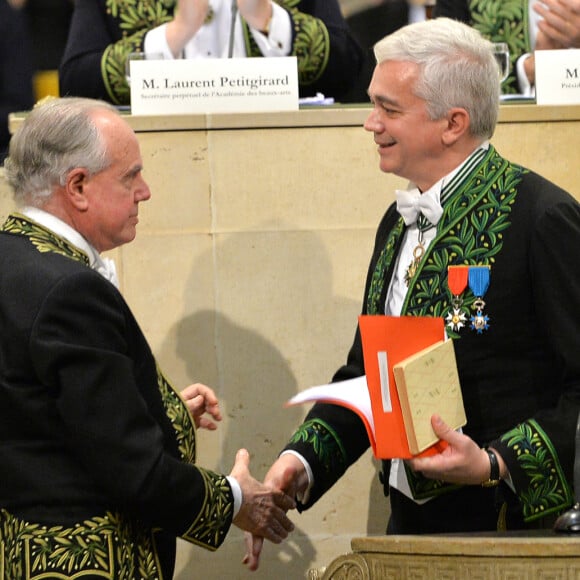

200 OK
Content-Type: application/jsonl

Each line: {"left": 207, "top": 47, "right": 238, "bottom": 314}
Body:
{"left": 228, "top": 0, "right": 238, "bottom": 58}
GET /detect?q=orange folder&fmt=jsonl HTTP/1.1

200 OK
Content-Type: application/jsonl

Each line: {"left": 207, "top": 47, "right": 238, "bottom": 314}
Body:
{"left": 358, "top": 315, "right": 447, "bottom": 459}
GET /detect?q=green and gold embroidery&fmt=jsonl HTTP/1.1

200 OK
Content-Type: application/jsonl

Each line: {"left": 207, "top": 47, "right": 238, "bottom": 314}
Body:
{"left": 2, "top": 215, "right": 233, "bottom": 552}
{"left": 404, "top": 462, "right": 462, "bottom": 500}
{"left": 103, "top": 0, "right": 174, "bottom": 104}
{"left": 282, "top": 0, "right": 330, "bottom": 87}
{"left": 0, "top": 509, "right": 162, "bottom": 579}
{"left": 404, "top": 150, "right": 523, "bottom": 336}
{"left": 366, "top": 147, "right": 523, "bottom": 327}
{"left": 181, "top": 470, "right": 233, "bottom": 550}
{"left": 156, "top": 368, "right": 233, "bottom": 550}
{"left": 365, "top": 147, "right": 526, "bottom": 500}
{"left": 467, "top": 0, "right": 530, "bottom": 94}
{"left": 366, "top": 218, "right": 406, "bottom": 316}
{"left": 1, "top": 213, "right": 90, "bottom": 266}
{"left": 156, "top": 365, "right": 197, "bottom": 465}
{"left": 288, "top": 419, "right": 347, "bottom": 478}
{"left": 501, "top": 420, "right": 573, "bottom": 522}
{"left": 402, "top": 151, "right": 521, "bottom": 497}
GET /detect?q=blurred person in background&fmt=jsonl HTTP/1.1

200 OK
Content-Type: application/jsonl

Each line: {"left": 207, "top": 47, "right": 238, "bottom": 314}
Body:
{"left": 342, "top": 0, "right": 433, "bottom": 102}
{"left": 24, "top": 0, "right": 74, "bottom": 72}
{"left": 0, "top": 0, "right": 34, "bottom": 163}
{"left": 435, "top": 0, "right": 580, "bottom": 95}
{"left": 7, "top": 0, "right": 74, "bottom": 101}
{"left": 60, "top": 0, "right": 364, "bottom": 105}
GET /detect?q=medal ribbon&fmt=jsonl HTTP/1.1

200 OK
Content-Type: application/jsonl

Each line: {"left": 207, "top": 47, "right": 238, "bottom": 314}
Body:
{"left": 468, "top": 266, "right": 491, "bottom": 299}
{"left": 447, "top": 265, "right": 469, "bottom": 296}
{"left": 446, "top": 265, "right": 470, "bottom": 332}
{"left": 446, "top": 265, "right": 491, "bottom": 334}
{"left": 468, "top": 266, "right": 491, "bottom": 333}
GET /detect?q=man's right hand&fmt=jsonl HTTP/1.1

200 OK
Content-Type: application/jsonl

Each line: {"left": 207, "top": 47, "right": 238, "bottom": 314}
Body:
{"left": 242, "top": 453, "right": 309, "bottom": 571}
{"left": 229, "top": 449, "right": 296, "bottom": 544}
{"left": 535, "top": 0, "right": 580, "bottom": 49}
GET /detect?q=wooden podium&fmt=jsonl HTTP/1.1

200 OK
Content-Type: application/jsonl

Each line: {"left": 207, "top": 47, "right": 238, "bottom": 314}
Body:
{"left": 309, "top": 532, "right": 580, "bottom": 579}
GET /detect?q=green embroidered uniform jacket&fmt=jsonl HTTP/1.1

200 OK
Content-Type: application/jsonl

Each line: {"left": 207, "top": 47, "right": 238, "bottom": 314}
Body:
{"left": 283, "top": 147, "right": 580, "bottom": 527}
{"left": 0, "top": 215, "right": 234, "bottom": 579}
{"left": 59, "top": 0, "right": 363, "bottom": 105}
{"left": 435, "top": 0, "right": 532, "bottom": 94}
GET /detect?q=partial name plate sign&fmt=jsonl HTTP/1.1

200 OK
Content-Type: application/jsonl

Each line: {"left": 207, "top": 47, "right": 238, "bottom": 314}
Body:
{"left": 129, "top": 56, "right": 299, "bottom": 115}
{"left": 535, "top": 49, "right": 580, "bottom": 105}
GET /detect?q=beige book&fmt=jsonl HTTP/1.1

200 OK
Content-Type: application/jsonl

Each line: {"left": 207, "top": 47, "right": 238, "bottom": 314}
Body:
{"left": 393, "top": 339, "right": 466, "bottom": 455}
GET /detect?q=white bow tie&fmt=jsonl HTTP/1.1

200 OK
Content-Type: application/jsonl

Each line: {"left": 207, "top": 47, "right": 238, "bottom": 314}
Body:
{"left": 395, "top": 188, "right": 443, "bottom": 227}
{"left": 94, "top": 257, "right": 119, "bottom": 288}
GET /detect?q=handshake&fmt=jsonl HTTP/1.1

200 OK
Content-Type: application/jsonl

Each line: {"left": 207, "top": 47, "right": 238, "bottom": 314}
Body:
{"left": 184, "top": 383, "right": 307, "bottom": 571}
{"left": 229, "top": 449, "right": 307, "bottom": 572}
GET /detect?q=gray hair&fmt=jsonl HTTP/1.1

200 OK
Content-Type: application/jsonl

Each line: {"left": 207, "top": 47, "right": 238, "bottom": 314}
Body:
{"left": 373, "top": 18, "right": 500, "bottom": 139}
{"left": 4, "top": 97, "right": 119, "bottom": 207}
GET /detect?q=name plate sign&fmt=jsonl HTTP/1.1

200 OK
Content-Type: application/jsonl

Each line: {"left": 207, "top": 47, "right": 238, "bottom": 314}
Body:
{"left": 129, "top": 56, "right": 299, "bottom": 115}
{"left": 535, "top": 49, "right": 580, "bottom": 105}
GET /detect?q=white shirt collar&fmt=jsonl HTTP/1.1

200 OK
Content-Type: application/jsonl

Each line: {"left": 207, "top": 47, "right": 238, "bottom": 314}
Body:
{"left": 406, "top": 141, "right": 490, "bottom": 203}
{"left": 19, "top": 206, "right": 119, "bottom": 287}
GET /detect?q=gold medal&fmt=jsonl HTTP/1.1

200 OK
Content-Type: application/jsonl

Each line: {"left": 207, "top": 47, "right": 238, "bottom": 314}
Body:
{"left": 404, "top": 241, "right": 425, "bottom": 286}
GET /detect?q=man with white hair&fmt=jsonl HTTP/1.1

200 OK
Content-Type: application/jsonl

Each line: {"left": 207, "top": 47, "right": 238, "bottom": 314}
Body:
{"left": 247, "top": 17, "right": 580, "bottom": 570}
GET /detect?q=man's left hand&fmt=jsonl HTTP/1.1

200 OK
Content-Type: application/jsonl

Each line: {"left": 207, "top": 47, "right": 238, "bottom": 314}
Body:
{"left": 407, "top": 415, "right": 493, "bottom": 485}
{"left": 181, "top": 383, "right": 222, "bottom": 430}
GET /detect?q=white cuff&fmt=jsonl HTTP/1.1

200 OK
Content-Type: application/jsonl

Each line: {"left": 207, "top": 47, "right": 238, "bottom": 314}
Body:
{"left": 280, "top": 449, "right": 313, "bottom": 504}
{"left": 249, "top": 2, "right": 292, "bottom": 56}
{"left": 515, "top": 53, "right": 536, "bottom": 97}
{"left": 144, "top": 24, "right": 175, "bottom": 60}
{"left": 226, "top": 475, "right": 242, "bottom": 517}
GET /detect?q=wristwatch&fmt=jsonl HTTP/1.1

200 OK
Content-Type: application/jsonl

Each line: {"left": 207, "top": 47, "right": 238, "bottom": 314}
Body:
{"left": 481, "top": 448, "right": 501, "bottom": 487}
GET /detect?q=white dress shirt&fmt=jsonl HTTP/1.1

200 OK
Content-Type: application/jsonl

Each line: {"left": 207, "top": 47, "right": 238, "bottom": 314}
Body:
{"left": 21, "top": 206, "right": 119, "bottom": 287}
{"left": 144, "top": 0, "right": 292, "bottom": 60}
{"left": 385, "top": 148, "right": 490, "bottom": 501}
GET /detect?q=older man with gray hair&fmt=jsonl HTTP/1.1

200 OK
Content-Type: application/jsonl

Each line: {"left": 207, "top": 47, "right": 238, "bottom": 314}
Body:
{"left": 0, "top": 97, "right": 295, "bottom": 579}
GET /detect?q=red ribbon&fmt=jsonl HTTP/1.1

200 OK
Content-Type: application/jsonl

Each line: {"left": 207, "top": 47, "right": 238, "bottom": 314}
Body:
{"left": 447, "top": 265, "right": 469, "bottom": 296}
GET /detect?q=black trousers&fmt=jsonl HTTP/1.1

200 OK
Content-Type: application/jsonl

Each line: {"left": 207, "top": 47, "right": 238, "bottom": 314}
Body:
{"left": 387, "top": 484, "right": 525, "bottom": 535}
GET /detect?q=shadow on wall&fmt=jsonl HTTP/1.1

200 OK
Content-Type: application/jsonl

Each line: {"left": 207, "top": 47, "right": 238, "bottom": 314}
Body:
{"left": 155, "top": 225, "right": 387, "bottom": 578}
{"left": 171, "top": 309, "right": 317, "bottom": 578}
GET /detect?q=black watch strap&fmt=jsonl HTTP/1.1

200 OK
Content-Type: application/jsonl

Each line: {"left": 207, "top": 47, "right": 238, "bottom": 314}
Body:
{"left": 481, "top": 448, "right": 501, "bottom": 487}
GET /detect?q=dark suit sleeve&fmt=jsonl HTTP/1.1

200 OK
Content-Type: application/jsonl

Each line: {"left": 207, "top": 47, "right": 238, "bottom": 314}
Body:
{"left": 340, "top": 2, "right": 409, "bottom": 103}
{"left": 283, "top": 207, "right": 398, "bottom": 508}
{"left": 30, "top": 271, "right": 234, "bottom": 547}
{"left": 491, "top": 189, "right": 580, "bottom": 520}
{"left": 288, "top": 0, "right": 364, "bottom": 100}
{"left": 61, "top": 0, "right": 363, "bottom": 104}
{"left": 0, "top": 1, "right": 34, "bottom": 160}
{"left": 433, "top": 0, "right": 470, "bottom": 21}
{"left": 59, "top": 0, "right": 170, "bottom": 105}
{"left": 59, "top": 0, "right": 117, "bottom": 102}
